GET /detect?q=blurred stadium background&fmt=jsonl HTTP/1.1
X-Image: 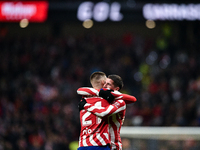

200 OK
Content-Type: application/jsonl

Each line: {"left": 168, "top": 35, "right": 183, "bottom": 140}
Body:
{"left": 1, "top": 0, "right": 200, "bottom": 149}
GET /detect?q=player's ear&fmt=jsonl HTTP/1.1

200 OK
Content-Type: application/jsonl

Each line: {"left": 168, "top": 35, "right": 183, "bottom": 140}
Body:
{"left": 115, "top": 87, "right": 120, "bottom": 91}
{"left": 101, "top": 80, "right": 105, "bottom": 86}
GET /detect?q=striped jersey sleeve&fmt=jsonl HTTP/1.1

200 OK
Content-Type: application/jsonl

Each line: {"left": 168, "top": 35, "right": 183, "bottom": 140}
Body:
{"left": 77, "top": 87, "right": 137, "bottom": 104}
{"left": 77, "top": 87, "right": 99, "bottom": 96}
{"left": 84, "top": 99, "right": 126, "bottom": 118}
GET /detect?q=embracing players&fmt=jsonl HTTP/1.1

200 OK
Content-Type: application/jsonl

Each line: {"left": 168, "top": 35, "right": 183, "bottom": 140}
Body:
{"left": 77, "top": 71, "right": 137, "bottom": 150}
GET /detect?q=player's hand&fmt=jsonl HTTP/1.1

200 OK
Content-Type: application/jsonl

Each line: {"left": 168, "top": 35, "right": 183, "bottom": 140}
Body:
{"left": 78, "top": 98, "right": 87, "bottom": 111}
{"left": 99, "top": 89, "right": 115, "bottom": 103}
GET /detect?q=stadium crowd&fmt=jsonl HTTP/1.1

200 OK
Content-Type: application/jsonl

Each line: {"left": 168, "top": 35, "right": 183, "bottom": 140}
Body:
{"left": 0, "top": 22, "right": 200, "bottom": 149}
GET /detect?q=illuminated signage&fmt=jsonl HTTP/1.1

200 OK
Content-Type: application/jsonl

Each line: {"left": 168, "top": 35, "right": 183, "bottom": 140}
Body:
{"left": 143, "top": 3, "right": 200, "bottom": 21}
{"left": 0, "top": 1, "right": 48, "bottom": 22}
{"left": 77, "top": 1, "right": 123, "bottom": 22}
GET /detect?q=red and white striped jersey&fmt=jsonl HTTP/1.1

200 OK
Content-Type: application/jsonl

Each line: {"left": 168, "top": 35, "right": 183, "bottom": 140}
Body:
{"left": 77, "top": 87, "right": 137, "bottom": 104}
{"left": 77, "top": 87, "right": 137, "bottom": 150}
{"left": 84, "top": 99, "right": 126, "bottom": 150}
{"left": 79, "top": 97, "right": 111, "bottom": 147}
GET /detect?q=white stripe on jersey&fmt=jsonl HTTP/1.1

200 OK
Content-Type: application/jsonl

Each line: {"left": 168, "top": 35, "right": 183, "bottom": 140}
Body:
{"left": 84, "top": 103, "right": 91, "bottom": 107}
{"left": 96, "top": 133, "right": 106, "bottom": 145}
{"left": 77, "top": 91, "right": 91, "bottom": 95}
{"left": 109, "top": 124, "right": 116, "bottom": 149}
{"left": 118, "top": 142, "right": 122, "bottom": 150}
{"left": 79, "top": 136, "right": 81, "bottom": 147}
{"left": 114, "top": 115, "right": 122, "bottom": 150}
{"left": 108, "top": 105, "right": 126, "bottom": 117}
{"left": 77, "top": 87, "right": 99, "bottom": 95}
{"left": 115, "top": 96, "right": 123, "bottom": 100}
{"left": 87, "top": 105, "right": 114, "bottom": 117}
{"left": 89, "top": 88, "right": 99, "bottom": 95}
{"left": 87, "top": 100, "right": 126, "bottom": 118}
{"left": 116, "top": 100, "right": 124, "bottom": 103}
{"left": 90, "top": 134, "right": 98, "bottom": 146}
{"left": 103, "top": 133, "right": 109, "bottom": 140}
{"left": 115, "top": 114, "right": 121, "bottom": 128}
{"left": 82, "top": 135, "right": 88, "bottom": 146}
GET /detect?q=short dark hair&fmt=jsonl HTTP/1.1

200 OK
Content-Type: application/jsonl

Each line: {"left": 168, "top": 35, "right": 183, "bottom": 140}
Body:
{"left": 108, "top": 74, "right": 124, "bottom": 91}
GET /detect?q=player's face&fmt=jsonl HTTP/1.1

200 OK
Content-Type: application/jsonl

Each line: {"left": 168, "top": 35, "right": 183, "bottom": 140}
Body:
{"left": 103, "top": 78, "right": 118, "bottom": 90}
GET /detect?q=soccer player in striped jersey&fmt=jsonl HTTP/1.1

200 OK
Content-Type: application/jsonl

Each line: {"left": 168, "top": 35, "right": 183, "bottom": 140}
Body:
{"left": 78, "top": 75, "right": 137, "bottom": 150}
{"left": 78, "top": 72, "right": 112, "bottom": 150}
